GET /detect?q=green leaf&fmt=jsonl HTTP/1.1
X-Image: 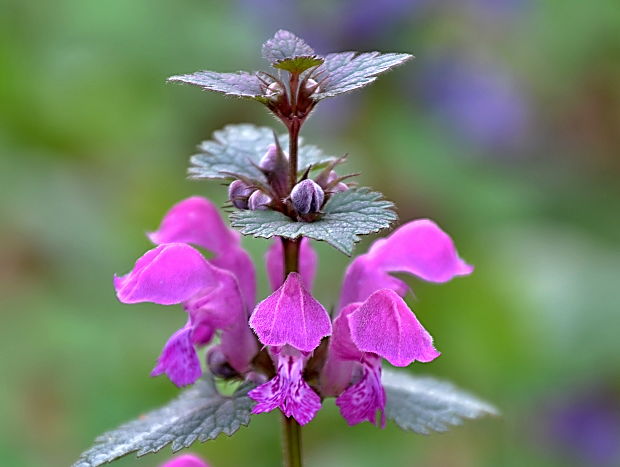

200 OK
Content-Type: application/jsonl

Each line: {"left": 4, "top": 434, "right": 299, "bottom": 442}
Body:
{"left": 262, "top": 30, "right": 317, "bottom": 65}
{"left": 73, "top": 378, "right": 255, "bottom": 467}
{"left": 274, "top": 56, "right": 324, "bottom": 73}
{"left": 230, "top": 188, "right": 397, "bottom": 255}
{"left": 312, "top": 52, "right": 413, "bottom": 100}
{"left": 189, "top": 124, "right": 337, "bottom": 181}
{"left": 382, "top": 369, "right": 498, "bottom": 435}
{"left": 167, "top": 71, "right": 265, "bottom": 99}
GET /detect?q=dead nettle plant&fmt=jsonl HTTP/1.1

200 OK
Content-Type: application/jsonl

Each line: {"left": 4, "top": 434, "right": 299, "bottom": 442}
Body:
{"left": 75, "top": 30, "right": 497, "bottom": 467}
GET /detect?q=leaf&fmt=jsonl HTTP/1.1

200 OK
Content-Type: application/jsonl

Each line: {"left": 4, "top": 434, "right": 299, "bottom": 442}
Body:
{"left": 230, "top": 188, "right": 397, "bottom": 255}
{"left": 262, "top": 30, "right": 317, "bottom": 65}
{"left": 382, "top": 369, "right": 498, "bottom": 435}
{"left": 274, "top": 56, "right": 325, "bottom": 73}
{"left": 74, "top": 377, "right": 255, "bottom": 467}
{"left": 189, "top": 124, "right": 337, "bottom": 181}
{"left": 167, "top": 71, "right": 265, "bottom": 99}
{"left": 312, "top": 52, "right": 413, "bottom": 100}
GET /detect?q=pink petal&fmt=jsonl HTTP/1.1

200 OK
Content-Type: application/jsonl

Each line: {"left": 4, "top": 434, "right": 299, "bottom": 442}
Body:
{"left": 210, "top": 246, "right": 256, "bottom": 308}
{"left": 348, "top": 289, "right": 440, "bottom": 366}
{"left": 148, "top": 196, "right": 238, "bottom": 254}
{"left": 367, "top": 219, "right": 474, "bottom": 281}
{"left": 336, "top": 357, "right": 386, "bottom": 427}
{"left": 147, "top": 197, "right": 256, "bottom": 307}
{"left": 265, "top": 238, "right": 317, "bottom": 292}
{"left": 185, "top": 271, "right": 257, "bottom": 374}
{"left": 248, "top": 347, "right": 321, "bottom": 425}
{"left": 151, "top": 322, "right": 202, "bottom": 387}
{"left": 340, "top": 219, "right": 473, "bottom": 308}
{"left": 160, "top": 454, "right": 210, "bottom": 467}
{"left": 249, "top": 272, "right": 331, "bottom": 352}
{"left": 114, "top": 244, "right": 218, "bottom": 305}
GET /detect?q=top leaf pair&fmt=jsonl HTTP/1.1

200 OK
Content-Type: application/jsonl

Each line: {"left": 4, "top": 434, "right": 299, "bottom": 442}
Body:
{"left": 168, "top": 30, "right": 413, "bottom": 102}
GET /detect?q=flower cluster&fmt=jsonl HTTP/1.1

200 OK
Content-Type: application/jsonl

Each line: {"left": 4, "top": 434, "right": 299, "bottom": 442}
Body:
{"left": 113, "top": 29, "right": 472, "bottom": 429}
{"left": 115, "top": 191, "right": 471, "bottom": 426}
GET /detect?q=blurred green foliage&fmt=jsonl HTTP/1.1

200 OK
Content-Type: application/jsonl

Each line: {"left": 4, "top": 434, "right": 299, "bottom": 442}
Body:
{"left": 1, "top": 1, "right": 619, "bottom": 466}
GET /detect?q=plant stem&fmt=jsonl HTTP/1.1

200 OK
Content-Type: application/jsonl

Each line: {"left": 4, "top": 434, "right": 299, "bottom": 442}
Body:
{"left": 281, "top": 412, "right": 303, "bottom": 467}
{"left": 279, "top": 110, "right": 303, "bottom": 467}
{"left": 288, "top": 117, "right": 300, "bottom": 190}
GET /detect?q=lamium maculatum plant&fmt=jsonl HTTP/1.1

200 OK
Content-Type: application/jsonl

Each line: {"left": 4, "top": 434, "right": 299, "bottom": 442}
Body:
{"left": 75, "top": 30, "right": 497, "bottom": 467}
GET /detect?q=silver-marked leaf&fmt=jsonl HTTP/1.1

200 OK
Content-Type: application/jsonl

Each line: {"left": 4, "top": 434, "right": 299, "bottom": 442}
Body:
{"left": 167, "top": 71, "right": 265, "bottom": 99}
{"left": 383, "top": 369, "right": 498, "bottom": 435}
{"left": 73, "top": 378, "right": 255, "bottom": 467}
{"left": 189, "top": 124, "right": 337, "bottom": 181}
{"left": 262, "top": 30, "right": 316, "bottom": 64}
{"left": 230, "top": 188, "right": 397, "bottom": 255}
{"left": 312, "top": 52, "right": 413, "bottom": 100}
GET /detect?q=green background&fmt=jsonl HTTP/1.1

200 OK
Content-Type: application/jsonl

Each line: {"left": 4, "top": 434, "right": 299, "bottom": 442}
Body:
{"left": 1, "top": 1, "right": 619, "bottom": 466}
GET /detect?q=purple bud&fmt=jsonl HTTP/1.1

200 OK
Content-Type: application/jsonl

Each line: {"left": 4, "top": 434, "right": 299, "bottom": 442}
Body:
{"left": 228, "top": 180, "right": 254, "bottom": 210}
{"left": 259, "top": 144, "right": 288, "bottom": 172}
{"left": 325, "top": 171, "right": 349, "bottom": 192}
{"left": 206, "top": 346, "right": 239, "bottom": 379}
{"left": 326, "top": 170, "right": 339, "bottom": 184}
{"left": 333, "top": 182, "right": 349, "bottom": 193}
{"left": 291, "top": 179, "right": 324, "bottom": 214}
{"left": 248, "top": 190, "right": 272, "bottom": 211}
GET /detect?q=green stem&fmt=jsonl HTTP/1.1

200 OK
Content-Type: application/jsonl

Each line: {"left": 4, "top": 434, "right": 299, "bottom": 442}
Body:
{"left": 281, "top": 412, "right": 302, "bottom": 467}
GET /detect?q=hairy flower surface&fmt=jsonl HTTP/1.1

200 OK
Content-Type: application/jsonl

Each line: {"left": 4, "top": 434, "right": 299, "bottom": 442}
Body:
{"left": 248, "top": 272, "right": 331, "bottom": 424}
{"left": 250, "top": 272, "right": 331, "bottom": 351}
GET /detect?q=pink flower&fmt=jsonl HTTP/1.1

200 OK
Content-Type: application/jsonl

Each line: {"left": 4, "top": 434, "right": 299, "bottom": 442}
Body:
{"left": 115, "top": 195, "right": 473, "bottom": 429}
{"left": 248, "top": 272, "right": 331, "bottom": 424}
{"left": 325, "top": 289, "right": 439, "bottom": 426}
{"left": 114, "top": 197, "right": 258, "bottom": 387}
{"left": 323, "top": 220, "right": 472, "bottom": 426}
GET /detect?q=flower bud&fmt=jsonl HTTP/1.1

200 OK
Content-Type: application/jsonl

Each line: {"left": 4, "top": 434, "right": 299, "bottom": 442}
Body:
{"left": 248, "top": 190, "right": 272, "bottom": 211}
{"left": 291, "top": 179, "right": 325, "bottom": 214}
{"left": 333, "top": 182, "right": 349, "bottom": 193}
{"left": 326, "top": 170, "right": 339, "bottom": 184}
{"left": 303, "top": 78, "right": 320, "bottom": 95}
{"left": 265, "top": 81, "right": 284, "bottom": 100}
{"left": 228, "top": 180, "right": 254, "bottom": 210}
{"left": 323, "top": 170, "right": 348, "bottom": 193}
{"left": 206, "top": 346, "right": 239, "bottom": 379}
{"left": 259, "top": 144, "right": 283, "bottom": 172}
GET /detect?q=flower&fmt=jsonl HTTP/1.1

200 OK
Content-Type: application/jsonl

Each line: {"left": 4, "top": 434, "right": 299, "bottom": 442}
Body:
{"left": 322, "top": 219, "right": 472, "bottom": 425}
{"left": 327, "top": 289, "right": 439, "bottom": 426}
{"left": 248, "top": 272, "right": 331, "bottom": 424}
{"left": 114, "top": 197, "right": 258, "bottom": 386}
{"left": 114, "top": 195, "right": 472, "bottom": 428}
